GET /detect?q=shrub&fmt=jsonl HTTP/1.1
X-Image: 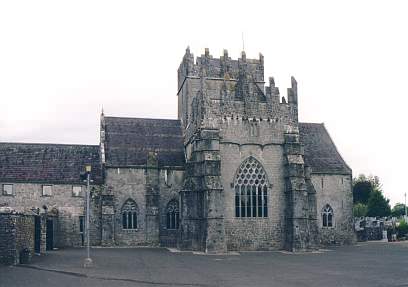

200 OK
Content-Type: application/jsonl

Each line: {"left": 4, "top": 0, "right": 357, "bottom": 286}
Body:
{"left": 396, "top": 220, "right": 408, "bottom": 239}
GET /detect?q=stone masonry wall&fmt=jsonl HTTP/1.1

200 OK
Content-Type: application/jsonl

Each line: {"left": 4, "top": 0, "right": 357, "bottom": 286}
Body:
{"left": 0, "top": 183, "right": 101, "bottom": 247}
{"left": 0, "top": 212, "right": 34, "bottom": 265}
{"left": 106, "top": 168, "right": 147, "bottom": 245}
{"left": 105, "top": 167, "right": 184, "bottom": 246}
{"left": 158, "top": 169, "right": 184, "bottom": 247}
{"left": 220, "top": 120, "right": 287, "bottom": 251}
{"left": 0, "top": 213, "right": 17, "bottom": 265}
{"left": 15, "top": 214, "right": 35, "bottom": 263}
{"left": 312, "top": 174, "right": 355, "bottom": 245}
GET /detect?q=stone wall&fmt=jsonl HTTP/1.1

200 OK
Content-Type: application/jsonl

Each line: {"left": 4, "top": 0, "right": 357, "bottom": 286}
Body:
{"left": 0, "top": 211, "right": 34, "bottom": 265}
{"left": 0, "top": 212, "right": 17, "bottom": 265}
{"left": 106, "top": 168, "right": 147, "bottom": 245}
{"left": 354, "top": 217, "right": 385, "bottom": 241}
{"left": 356, "top": 227, "right": 383, "bottom": 241}
{"left": 180, "top": 111, "right": 304, "bottom": 251}
{"left": 312, "top": 174, "right": 355, "bottom": 245}
{"left": 221, "top": 141, "right": 286, "bottom": 251}
{"left": 158, "top": 169, "right": 183, "bottom": 247}
{"left": 0, "top": 183, "right": 101, "bottom": 247}
{"left": 105, "top": 167, "right": 183, "bottom": 246}
{"left": 15, "top": 214, "right": 35, "bottom": 262}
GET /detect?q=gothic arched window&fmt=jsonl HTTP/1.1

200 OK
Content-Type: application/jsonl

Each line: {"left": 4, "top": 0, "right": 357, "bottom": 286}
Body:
{"left": 234, "top": 157, "right": 268, "bottom": 218}
{"left": 122, "top": 199, "right": 138, "bottom": 230}
{"left": 166, "top": 200, "right": 180, "bottom": 230}
{"left": 322, "top": 204, "right": 334, "bottom": 227}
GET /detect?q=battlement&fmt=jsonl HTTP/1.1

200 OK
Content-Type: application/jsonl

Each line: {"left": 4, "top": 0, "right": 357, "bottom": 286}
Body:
{"left": 178, "top": 47, "right": 264, "bottom": 82}
{"left": 265, "top": 76, "right": 298, "bottom": 105}
{"left": 178, "top": 47, "right": 297, "bottom": 105}
{"left": 177, "top": 47, "right": 300, "bottom": 129}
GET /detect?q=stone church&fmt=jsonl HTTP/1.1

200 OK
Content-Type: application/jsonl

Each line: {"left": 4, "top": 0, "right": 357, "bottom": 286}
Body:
{"left": 0, "top": 48, "right": 355, "bottom": 253}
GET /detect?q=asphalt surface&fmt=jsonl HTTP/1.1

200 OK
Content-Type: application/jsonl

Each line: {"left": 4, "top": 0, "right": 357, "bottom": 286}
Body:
{"left": 1, "top": 241, "right": 407, "bottom": 287}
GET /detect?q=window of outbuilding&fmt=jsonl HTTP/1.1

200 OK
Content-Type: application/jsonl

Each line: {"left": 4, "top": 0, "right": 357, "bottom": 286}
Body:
{"left": 234, "top": 157, "right": 269, "bottom": 218}
{"left": 72, "top": 186, "right": 82, "bottom": 197}
{"left": 42, "top": 185, "right": 53, "bottom": 197}
{"left": 166, "top": 200, "right": 179, "bottom": 230}
{"left": 2, "top": 184, "right": 13, "bottom": 196}
{"left": 322, "top": 204, "right": 334, "bottom": 227}
{"left": 121, "top": 199, "right": 138, "bottom": 230}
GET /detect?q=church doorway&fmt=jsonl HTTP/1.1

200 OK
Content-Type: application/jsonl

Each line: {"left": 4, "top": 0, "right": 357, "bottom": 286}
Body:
{"left": 34, "top": 216, "right": 41, "bottom": 254}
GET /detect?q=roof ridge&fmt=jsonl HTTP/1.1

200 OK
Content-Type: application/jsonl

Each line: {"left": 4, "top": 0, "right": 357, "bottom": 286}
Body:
{"left": 0, "top": 142, "right": 99, "bottom": 147}
{"left": 104, "top": 116, "right": 180, "bottom": 121}
{"left": 298, "top": 122, "right": 324, "bottom": 125}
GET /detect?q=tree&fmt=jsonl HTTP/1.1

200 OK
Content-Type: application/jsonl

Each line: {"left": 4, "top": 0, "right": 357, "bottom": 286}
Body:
{"left": 366, "top": 190, "right": 391, "bottom": 217}
{"left": 353, "top": 174, "right": 381, "bottom": 204}
{"left": 352, "top": 174, "right": 390, "bottom": 218}
{"left": 391, "top": 203, "right": 407, "bottom": 217}
{"left": 353, "top": 203, "right": 368, "bottom": 217}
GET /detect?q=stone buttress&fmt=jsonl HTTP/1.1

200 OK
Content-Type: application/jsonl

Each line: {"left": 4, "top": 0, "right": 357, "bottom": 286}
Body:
{"left": 101, "top": 188, "right": 115, "bottom": 246}
{"left": 145, "top": 152, "right": 160, "bottom": 245}
{"left": 283, "top": 131, "right": 318, "bottom": 251}
{"left": 179, "top": 128, "right": 226, "bottom": 253}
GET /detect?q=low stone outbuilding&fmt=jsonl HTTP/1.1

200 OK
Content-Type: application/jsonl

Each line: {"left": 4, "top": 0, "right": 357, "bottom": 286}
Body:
{"left": 0, "top": 143, "right": 103, "bottom": 250}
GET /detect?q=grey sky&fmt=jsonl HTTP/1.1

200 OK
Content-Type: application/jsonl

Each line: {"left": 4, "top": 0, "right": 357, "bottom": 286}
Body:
{"left": 1, "top": 0, "right": 406, "bottom": 205}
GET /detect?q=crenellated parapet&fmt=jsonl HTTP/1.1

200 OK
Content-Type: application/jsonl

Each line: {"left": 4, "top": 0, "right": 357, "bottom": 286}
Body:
{"left": 178, "top": 48, "right": 264, "bottom": 82}
{"left": 177, "top": 48, "right": 300, "bottom": 134}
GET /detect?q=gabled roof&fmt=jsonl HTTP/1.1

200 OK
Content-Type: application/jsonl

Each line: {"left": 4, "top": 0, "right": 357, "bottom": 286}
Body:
{"left": 103, "top": 117, "right": 185, "bottom": 168}
{"left": 299, "top": 123, "right": 351, "bottom": 175}
{"left": 0, "top": 143, "right": 103, "bottom": 184}
{"left": 0, "top": 120, "right": 348, "bottom": 182}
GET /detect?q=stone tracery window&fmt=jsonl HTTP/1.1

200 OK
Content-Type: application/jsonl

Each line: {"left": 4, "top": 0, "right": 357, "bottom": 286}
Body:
{"left": 122, "top": 199, "right": 138, "bottom": 230}
{"left": 234, "top": 157, "right": 268, "bottom": 218}
{"left": 322, "top": 204, "right": 334, "bottom": 227}
{"left": 166, "top": 200, "right": 180, "bottom": 230}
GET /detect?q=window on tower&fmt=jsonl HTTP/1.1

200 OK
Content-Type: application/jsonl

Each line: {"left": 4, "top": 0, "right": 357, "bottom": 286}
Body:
{"left": 234, "top": 157, "right": 269, "bottom": 218}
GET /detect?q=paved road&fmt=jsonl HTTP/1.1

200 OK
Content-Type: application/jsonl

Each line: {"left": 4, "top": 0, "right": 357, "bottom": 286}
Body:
{"left": 1, "top": 242, "right": 408, "bottom": 287}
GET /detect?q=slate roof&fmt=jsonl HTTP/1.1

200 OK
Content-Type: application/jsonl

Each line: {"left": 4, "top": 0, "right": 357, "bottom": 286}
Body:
{"left": 0, "top": 120, "right": 348, "bottom": 183}
{"left": 103, "top": 117, "right": 185, "bottom": 167}
{"left": 0, "top": 143, "right": 103, "bottom": 184}
{"left": 299, "top": 123, "right": 351, "bottom": 175}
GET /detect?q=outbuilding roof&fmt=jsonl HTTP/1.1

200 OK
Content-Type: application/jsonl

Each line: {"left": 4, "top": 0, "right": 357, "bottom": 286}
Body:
{"left": 0, "top": 143, "right": 103, "bottom": 184}
{"left": 299, "top": 123, "right": 351, "bottom": 175}
{"left": 103, "top": 116, "right": 185, "bottom": 168}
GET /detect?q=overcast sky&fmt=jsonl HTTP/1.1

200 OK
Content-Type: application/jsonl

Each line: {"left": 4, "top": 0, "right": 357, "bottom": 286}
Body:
{"left": 0, "top": 0, "right": 407, "bottom": 205}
